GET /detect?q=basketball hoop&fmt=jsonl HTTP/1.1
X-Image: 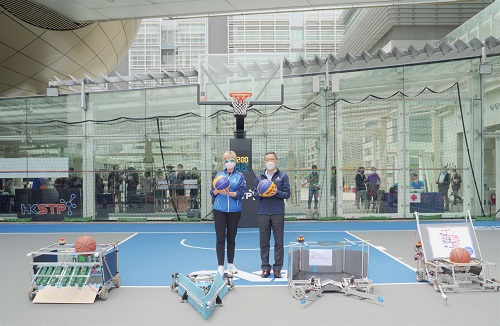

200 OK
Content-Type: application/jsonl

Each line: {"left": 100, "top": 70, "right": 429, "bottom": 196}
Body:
{"left": 229, "top": 92, "right": 252, "bottom": 116}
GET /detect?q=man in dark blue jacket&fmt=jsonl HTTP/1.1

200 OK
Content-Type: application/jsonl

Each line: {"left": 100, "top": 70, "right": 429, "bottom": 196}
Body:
{"left": 254, "top": 151, "right": 290, "bottom": 278}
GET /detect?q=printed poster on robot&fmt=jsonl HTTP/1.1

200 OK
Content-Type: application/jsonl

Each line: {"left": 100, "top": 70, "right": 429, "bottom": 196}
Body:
{"left": 309, "top": 249, "right": 333, "bottom": 266}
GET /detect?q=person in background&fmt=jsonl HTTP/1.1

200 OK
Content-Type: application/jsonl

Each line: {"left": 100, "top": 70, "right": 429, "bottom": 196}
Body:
{"left": 140, "top": 171, "right": 154, "bottom": 195}
{"left": 389, "top": 183, "right": 398, "bottom": 193}
{"left": 451, "top": 169, "right": 463, "bottom": 205}
{"left": 32, "top": 178, "right": 43, "bottom": 189}
{"left": 254, "top": 151, "right": 290, "bottom": 278}
{"left": 409, "top": 173, "right": 424, "bottom": 190}
{"left": 330, "top": 166, "right": 337, "bottom": 214}
{"left": 190, "top": 167, "right": 200, "bottom": 209}
{"left": 95, "top": 173, "right": 104, "bottom": 203}
{"left": 2, "top": 178, "right": 13, "bottom": 193}
{"left": 166, "top": 165, "right": 176, "bottom": 198}
{"left": 67, "top": 167, "right": 82, "bottom": 189}
{"left": 108, "top": 165, "right": 124, "bottom": 212}
{"left": 155, "top": 169, "right": 166, "bottom": 212}
{"left": 307, "top": 165, "right": 320, "bottom": 212}
{"left": 436, "top": 165, "right": 451, "bottom": 211}
{"left": 366, "top": 167, "right": 381, "bottom": 210}
{"left": 175, "top": 164, "right": 187, "bottom": 196}
{"left": 355, "top": 167, "right": 367, "bottom": 210}
{"left": 126, "top": 167, "right": 139, "bottom": 196}
{"left": 210, "top": 151, "right": 246, "bottom": 276}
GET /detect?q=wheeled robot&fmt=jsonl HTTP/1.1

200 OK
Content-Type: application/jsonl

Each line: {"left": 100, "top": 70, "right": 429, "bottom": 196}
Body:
{"left": 27, "top": 240, "right": 120, "bottom": 303}
{"left": 291, "top": 275, "right": 383, "bottom": 304}
{"left": 414, "top": 211, "right": 500, "bottom": 300}
{"left": 288, "top": 237, "right": 383, "bottom": 304}
{"left": 171, "top": 271, "right": 234, "bottom": 319}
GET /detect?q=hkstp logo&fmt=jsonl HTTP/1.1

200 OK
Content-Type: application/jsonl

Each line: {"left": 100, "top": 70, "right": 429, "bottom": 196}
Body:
{"left": 21, "top": 194, "right": 77, "bottom": 216}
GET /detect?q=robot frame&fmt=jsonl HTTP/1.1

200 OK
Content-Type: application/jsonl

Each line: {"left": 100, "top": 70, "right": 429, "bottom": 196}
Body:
{"left": 171, "top": 271, "right": 234, "bottom": 319}
{"left": 288, "top": 237, "right": 383, "bottom": 304}
{"left": 414, "top": 211, "right": 500, "bottom": 301}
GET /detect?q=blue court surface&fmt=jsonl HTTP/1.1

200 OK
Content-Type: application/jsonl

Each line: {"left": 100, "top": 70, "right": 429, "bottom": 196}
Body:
{"left": 2, "top": 220, "right": 498, "bottom": 288}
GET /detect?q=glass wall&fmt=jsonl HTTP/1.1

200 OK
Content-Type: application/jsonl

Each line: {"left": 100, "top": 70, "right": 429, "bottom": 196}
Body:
{"left": 0, "top": 57, "right": 493, "bottom": 221}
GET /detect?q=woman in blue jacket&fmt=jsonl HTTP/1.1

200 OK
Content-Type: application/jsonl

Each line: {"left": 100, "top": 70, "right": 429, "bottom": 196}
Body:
{"left": 210, "top": 150, "right": 246, "bottom": 276}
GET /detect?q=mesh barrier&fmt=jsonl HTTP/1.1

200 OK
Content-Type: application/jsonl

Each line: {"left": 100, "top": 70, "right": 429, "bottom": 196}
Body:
{"left": 0, "top": 83, "right": 475, "bottom": 221}
{"left": 339, "top": 85, "right": 471, "bottom": 215}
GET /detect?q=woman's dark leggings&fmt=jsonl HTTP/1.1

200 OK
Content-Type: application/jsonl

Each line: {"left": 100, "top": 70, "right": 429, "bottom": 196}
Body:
{"left": 213, "top": 210, "right": 241, "bottom": 266}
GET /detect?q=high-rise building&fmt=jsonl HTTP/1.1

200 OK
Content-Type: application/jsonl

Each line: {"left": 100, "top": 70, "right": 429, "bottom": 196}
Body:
{"left": 338, "top": 0, "right": 493, "bottom": 56}
{"left": 124, "top": 11, "right": 344, "bottom": 81}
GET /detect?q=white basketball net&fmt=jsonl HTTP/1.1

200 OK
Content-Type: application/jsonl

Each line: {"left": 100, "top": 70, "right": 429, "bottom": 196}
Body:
{"left": 230, "top": 93, "right": 252, "bottom": 116}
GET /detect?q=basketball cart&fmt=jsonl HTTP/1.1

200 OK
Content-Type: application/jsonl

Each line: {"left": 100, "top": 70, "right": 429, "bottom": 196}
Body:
{"left": 288, "top": 239, "right": 383, "bottom": 304}
{"left": 414, "top": 211, "right": 500, "bottom": 300}
{"left": 171, "top": 271, "right": 234, "bottom": 319}
{"left": 26, "top": 241, "right": 120, "bottom": 303}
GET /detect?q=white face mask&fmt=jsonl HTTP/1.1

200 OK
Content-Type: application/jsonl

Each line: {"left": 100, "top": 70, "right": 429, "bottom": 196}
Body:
{"left": 265, "top": 161, "right": 276, "bottom": 171}
{"left": 225, "top": 162, "right": 236, "bottom": 170}
{"left": 371, "top": 171, "right": 376, "bottom": 174}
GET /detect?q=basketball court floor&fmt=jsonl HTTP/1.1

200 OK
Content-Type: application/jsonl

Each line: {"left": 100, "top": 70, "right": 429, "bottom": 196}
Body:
{"left": 1, "top": 220, "right": 499, "bottom": 325}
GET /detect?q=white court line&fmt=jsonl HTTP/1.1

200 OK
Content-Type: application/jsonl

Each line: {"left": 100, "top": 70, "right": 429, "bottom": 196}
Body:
{"left": 180, "top": 238, "right": 295, "bottom": 251}
{"left": 345, "top": 231, "right": 417, "bottom": 272}
{"left": 118, "top": 233, "right": 138, "bottom": 245}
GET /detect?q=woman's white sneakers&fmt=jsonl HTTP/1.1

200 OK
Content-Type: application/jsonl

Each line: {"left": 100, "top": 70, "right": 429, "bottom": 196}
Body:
{"left": 217, "top": 264, "right": 238, "bottom": 276}
{"left": 218, "top": 265, "right": 224, "bottom": 275}
{"left": 227, "top": 263, "right": 238, "bottom": 275}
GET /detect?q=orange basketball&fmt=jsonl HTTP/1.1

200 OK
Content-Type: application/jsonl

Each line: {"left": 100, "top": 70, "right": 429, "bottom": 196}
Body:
{"left": 75, "top": 235, "right": 97, "bottom": 257}
{"left": 449, "top": 247, "right": 471, "bottom": 263}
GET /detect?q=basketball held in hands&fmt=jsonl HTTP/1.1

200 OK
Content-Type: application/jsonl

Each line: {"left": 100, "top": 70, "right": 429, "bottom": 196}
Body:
{"left": 213, "top": 175, "right": 230, "bottom": 191}
{"left": 257, "top": 179, "right": 276, "bottom": 197}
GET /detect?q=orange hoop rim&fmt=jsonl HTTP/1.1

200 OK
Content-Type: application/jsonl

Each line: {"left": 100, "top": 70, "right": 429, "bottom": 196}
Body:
{"left": 229, "top": 92, "right": 252, "bottom": 103}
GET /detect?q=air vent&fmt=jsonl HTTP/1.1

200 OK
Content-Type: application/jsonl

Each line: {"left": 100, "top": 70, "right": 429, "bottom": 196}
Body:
{"left": 0, "top": 0, "right": 91, "bottom": 31}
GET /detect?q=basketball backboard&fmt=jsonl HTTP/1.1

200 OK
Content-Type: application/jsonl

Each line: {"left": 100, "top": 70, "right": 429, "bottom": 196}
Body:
{"left": 197, "top": 54, "right": 284, "bottom": 106}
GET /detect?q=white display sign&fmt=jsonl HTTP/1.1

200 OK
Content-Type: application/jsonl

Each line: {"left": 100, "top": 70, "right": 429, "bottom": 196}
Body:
{"left": 427, "top": 226, "right": 476, "bottom": 258}
{"left": 0, "top": 158, "right": 68, "bottom": 178}
{"left": 184, "top": 179, "right": 198, "bottom": 189}
{"left": 157, "top": 180, "right": 169, "bottom": 190}
{"left": 309, "top": 249, "right": 332, "bottom": 266}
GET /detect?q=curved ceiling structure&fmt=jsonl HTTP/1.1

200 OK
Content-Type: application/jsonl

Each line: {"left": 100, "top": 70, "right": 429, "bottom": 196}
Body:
{"left": 0, "top": 1, "right": 140, "bottom": 97}
{"left": 0, "top": 0, "right": 491, "bottom": 97}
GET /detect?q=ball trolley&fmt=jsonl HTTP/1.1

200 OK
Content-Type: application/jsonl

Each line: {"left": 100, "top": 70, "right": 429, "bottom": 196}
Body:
{"left": 414, "top": 211, "right": 500, "bottom": 301}
{"left": 287, "top": 237, "right": 383, "bottom": 304}
{"left": 26, "top": 238, "right": 120, "bottom": 303}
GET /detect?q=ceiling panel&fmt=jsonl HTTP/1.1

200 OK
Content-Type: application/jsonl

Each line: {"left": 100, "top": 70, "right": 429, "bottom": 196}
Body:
{"left": 20, "top": 38, "right": 64, "bottom": 66}
{"left": 0, "top": 43, "right": 16, "bottom": 63}
{"left": 0, "top": 13, "right": 38, "bottom": 50}
{"left": 2, "top": 52, "right": 45, "bottom": 79}
{"left": 29, "top": 0, "right": 469, "bottom": 22}
{"left": 156, "top": 0, "right": 233, "bottom": 16}
{"left": 95, "top": 5, "right": 172, "bottom": 20}
{"left": 40, "top": 30, "right": 81, "bottom": 54}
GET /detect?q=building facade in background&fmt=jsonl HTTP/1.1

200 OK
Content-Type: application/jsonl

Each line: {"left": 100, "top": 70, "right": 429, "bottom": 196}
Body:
{"left": 125, "top": 11, "right": 344, "bottom": 83}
